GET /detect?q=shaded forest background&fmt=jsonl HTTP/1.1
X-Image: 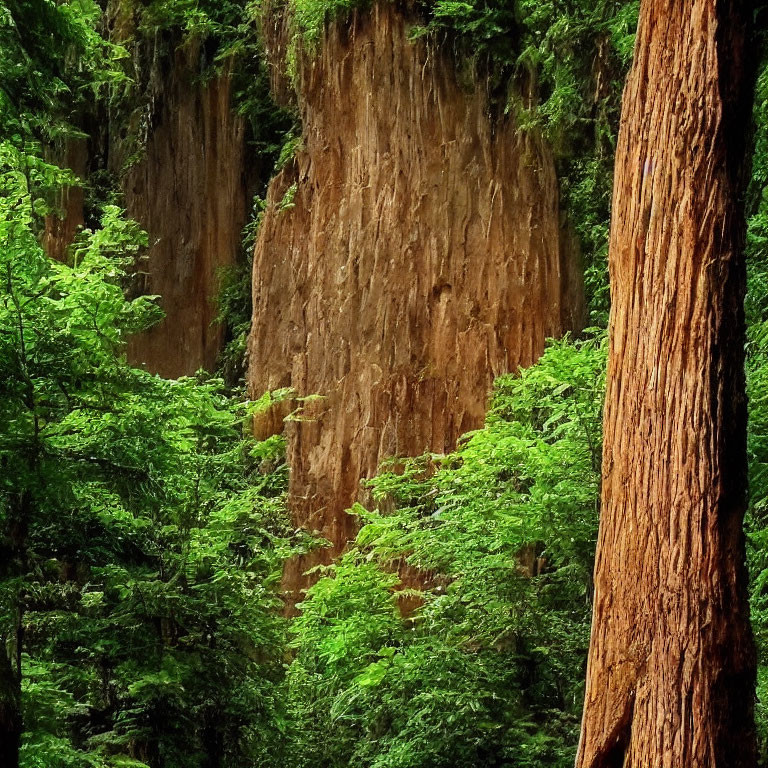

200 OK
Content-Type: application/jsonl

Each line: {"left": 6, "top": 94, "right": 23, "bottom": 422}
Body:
{"left": 1, "top": 1, "right": 767, "bottom": 767}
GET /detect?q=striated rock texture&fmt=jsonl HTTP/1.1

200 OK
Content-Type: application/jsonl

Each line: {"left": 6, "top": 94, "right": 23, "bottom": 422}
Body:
{"left": 247, "top": 4, "right": 584, "bottom": 598}
{"left": 121, "top": 50, "right": 251, "bottom": 377}
{"left": 43, "top": 137, "right": 88, "bottom": 262}
{"left": 42, "top": 1, "right": 253, "bottom": 378}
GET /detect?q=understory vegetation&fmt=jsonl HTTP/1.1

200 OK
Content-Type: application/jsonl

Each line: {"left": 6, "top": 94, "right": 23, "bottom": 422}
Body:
{"left": 1, "top": 143, "right": 296, "bottom": 766}
{"left": 284, "top": 336, "right": 605, "bottom": 768}
{"left": 2, "top": 0, "right": 768, "bottom": 767}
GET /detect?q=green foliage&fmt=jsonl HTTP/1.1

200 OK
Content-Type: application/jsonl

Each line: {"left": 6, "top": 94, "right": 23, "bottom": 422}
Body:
{"left": 0, "top": 0, "right": 129, "bottom": 143}
{"left": 215, "top": 258, "right": 255, "bottom": 386}
{"left": 278, "top": 182, "right": 298, "bottom": 211}
{"left": 286, "top": 335, "right": 606, "bottom": 768}
{"left": 0, "top": 140, "right": 294, "bottom": 767}
{"left": 275, "top": 130, "right": 304, "bottom": 171}
{"left": 745, "top": 39, "right": 768, "bottom": 766}
{"left": 288, "top": 0, "right": 372, "bottom": 46}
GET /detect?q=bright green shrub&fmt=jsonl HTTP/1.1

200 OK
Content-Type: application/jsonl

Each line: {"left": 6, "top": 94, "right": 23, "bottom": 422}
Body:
{"left": 286, "top": 334, "right": 606, "bottom": 768}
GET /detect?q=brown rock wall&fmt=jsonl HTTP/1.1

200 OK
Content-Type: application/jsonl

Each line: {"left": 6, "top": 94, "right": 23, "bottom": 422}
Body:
{"left": 43, "top": 137, "right": 88, "bottom": 262}
{"left": 247, "top": 4, "right": 585, "bottom": 598}
{"left": 42, "top": 7, "right": 251, "bottom": 378}
{"left": 122, "top": 52, "right": 250, "bottom": 377}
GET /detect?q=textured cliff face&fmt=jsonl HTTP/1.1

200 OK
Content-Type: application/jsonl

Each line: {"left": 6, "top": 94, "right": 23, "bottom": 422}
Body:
{"left": 121, "top": 51, "right": 251, "bottom": 377}
{"left": 248, "top": 4, "right": 585, "bottom": 596}
{"left": 42, "top": 11, "right": 252, "bottom": 378}
{"left": 43, "top": 137, "right": 88, "bottom": 262}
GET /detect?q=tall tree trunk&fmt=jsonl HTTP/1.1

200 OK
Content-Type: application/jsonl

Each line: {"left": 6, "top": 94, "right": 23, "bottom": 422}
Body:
{"left": 576, "top": 2, "right": 756, "bottom": 767}
{"left": 0, "top": 487, "right": 30, "bottom": 768}
{"left": 0, "top": 647, "right": 21, "bottom": 768}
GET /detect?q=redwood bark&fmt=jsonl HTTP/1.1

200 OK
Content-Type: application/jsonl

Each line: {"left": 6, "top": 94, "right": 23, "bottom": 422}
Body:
{"left": 576, "top": 2, "right": 755, "bottom": 767}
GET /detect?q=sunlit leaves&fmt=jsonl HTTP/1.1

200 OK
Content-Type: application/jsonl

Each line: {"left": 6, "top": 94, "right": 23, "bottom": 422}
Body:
{"left": 287, "top": 334, "right": 606, "bottom": 768}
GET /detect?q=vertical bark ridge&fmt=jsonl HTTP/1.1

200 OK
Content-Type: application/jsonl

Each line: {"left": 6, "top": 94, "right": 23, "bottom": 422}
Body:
{"left": 576, "top": 2, "right": 755, "bottom": 767}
